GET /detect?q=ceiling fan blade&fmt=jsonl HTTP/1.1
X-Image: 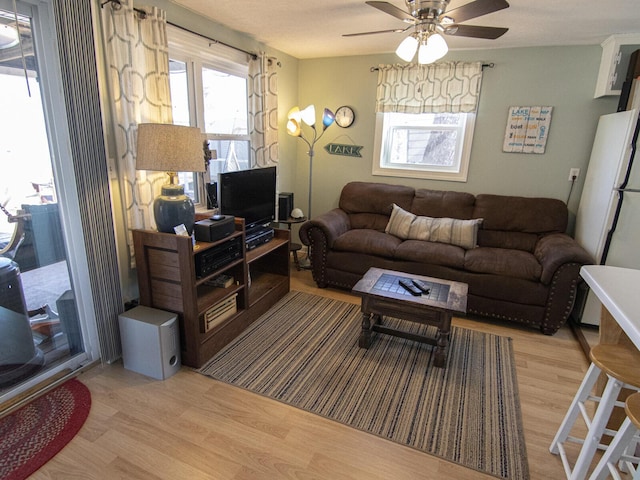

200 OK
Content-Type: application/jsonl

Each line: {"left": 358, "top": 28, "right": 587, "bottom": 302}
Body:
{"left": 443, "top": 0, "right": 509, "bottom": 24}
{"left": 366, "top": 1, "right": 415, "bottom": 22}
{"left": 446, "top": 24, "right": 508, "bottom": 39}
{"left": 343, "top": 26, "right": 410, "bottom": 37}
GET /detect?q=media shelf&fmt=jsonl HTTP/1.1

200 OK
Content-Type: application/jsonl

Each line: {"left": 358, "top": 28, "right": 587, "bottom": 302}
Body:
{"left": 133, "top": 220, "right": 290, "bottom": 367}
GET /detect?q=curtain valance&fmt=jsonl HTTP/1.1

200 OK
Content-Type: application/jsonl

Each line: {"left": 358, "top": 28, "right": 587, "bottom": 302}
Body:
{"left": 375, "top": 61, "right": 484, "bottom": 114}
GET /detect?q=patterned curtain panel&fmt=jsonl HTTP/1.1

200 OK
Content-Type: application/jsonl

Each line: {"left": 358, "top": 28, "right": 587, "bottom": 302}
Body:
{"left": 375, "top": 62, "right": 484, "bottom": 114}
{"left": 248, "top": 52, "right": 279, "bottom": 168}
{"left": 101, "top": 0, "right": 172, "bottom": 262}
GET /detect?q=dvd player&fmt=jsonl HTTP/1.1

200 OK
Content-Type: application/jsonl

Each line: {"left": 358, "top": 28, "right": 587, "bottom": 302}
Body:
{"left": 246, "top": 227, "right": 274, "bottom": 250}
{"left": 195, "top": 236, "right": 243, "bottom": 277}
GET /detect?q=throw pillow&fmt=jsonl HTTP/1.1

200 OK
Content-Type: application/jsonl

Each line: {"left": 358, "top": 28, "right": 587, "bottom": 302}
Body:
{"left": 385, "top": 203, "right": 482, "bottom": 249}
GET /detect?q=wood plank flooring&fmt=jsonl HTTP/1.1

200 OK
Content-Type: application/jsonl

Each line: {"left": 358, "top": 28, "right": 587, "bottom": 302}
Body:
{"left": 28, "top": 263, "right": 596, "bottom": 479}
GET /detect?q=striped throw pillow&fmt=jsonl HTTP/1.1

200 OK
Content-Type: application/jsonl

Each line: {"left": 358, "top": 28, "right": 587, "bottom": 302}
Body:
{"left": 385, "top": 203, "right": 482, "bottom": 249}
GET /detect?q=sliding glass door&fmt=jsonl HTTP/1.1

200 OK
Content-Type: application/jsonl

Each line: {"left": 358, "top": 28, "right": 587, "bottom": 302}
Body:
{"left": 0, "top": 0, "right": 98, "bottom": 401}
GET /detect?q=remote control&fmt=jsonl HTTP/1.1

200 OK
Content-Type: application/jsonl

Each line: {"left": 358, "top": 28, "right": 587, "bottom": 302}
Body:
{"left": 399, "top": 279, "right": 422, "bottom": 296}
{"left": 411, "top": 279, "right": 431, "bottom": 294}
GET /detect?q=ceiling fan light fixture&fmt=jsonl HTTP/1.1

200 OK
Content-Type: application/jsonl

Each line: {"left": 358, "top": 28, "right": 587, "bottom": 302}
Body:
{"left": 0, "top": 24, "right": 19, "bottom": 49}
{"left": 396, "top": 33, "right": 419, "bottom": 62}
{"left": 429, "top": 32, "right": 448, "bottom": 57}
{"left": 418, "top": 32, "right": 448, "bottom": 64}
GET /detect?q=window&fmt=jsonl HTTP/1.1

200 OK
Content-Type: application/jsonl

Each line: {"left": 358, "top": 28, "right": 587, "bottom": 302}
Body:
{"left": 372, "top": 111, "right": 476, "bottom": 182}
{"left": 167, "top": 25, "right": 250, "bottom": 206}
{"left": 373, "top": 62, "right": 484, "bottom": 183}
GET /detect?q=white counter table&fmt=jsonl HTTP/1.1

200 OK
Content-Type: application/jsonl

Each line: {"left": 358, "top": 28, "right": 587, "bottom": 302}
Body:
{"left": 580, "top": 264, "right": 640, "bottom": 351}
{"left": 553, "top": 265, "right": 640, "bottom": 478}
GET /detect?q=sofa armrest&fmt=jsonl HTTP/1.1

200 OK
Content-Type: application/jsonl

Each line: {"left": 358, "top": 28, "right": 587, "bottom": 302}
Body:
{"left": 534, "top": 233, "right": 594, "bottom": 284}
{"left": 299, "top": 208, "right": 351, "bottom": 248}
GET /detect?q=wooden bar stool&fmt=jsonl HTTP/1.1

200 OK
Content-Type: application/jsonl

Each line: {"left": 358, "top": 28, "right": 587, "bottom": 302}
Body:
{"left": 589, "top": 392, "right": 640, "bottom": 480}
{"left": 550, "top": 344, "right": 640, "bottom": 480}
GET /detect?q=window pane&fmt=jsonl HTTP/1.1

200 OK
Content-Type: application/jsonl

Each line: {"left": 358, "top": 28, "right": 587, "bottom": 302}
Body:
{"left": 177, "top": 172, "right": 198, "bottom": 200}
{"left": 373, "top": 111, "right": 474, "bottom": 182}
{"left": 169, "top": 59, "right": 190, "bottom": 126}
{"left": 169, "top": 60, "right": 197, "bottom": 202}
{"left": 206, "top": 139, "right": 250, "bottom": 177}
{"left": 388, "top": 128, "right": 458, "bottom": 166}
{"left": 432, "top": 113, "right": 461, "bottom": 125}
{"left": 202, "top": 67, "right": 247, "bottom": 135}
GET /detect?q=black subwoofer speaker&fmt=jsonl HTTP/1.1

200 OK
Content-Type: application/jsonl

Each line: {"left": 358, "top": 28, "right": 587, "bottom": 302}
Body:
{"left": 278, "top": 192, "right": 294, "bottom": 221}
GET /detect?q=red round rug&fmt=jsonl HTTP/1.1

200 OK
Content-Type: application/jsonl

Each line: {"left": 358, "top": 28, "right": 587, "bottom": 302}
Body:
{"left": 0, "top": 378, "right": 91, "bottom": 480}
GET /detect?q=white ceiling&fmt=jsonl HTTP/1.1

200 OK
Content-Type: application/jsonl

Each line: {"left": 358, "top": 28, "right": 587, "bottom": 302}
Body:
{"left": 171, "top": 0, "right": 640, "bottom": 59}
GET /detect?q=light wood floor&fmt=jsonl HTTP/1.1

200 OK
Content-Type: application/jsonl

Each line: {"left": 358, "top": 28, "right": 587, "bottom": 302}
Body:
{"left": 29, "top": 263, "right": 596, "bottom": 479}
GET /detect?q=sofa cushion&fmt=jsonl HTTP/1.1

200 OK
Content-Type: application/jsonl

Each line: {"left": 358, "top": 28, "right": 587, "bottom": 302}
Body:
{"left": 464, "top": 247, "right": 542, "bottom": 281}
{"left": 411, "top": 188, "right": 476, "bottom": 219}
{"left": 385, "top": 204, "right": 482, "bottom": 249}
{"left": 473, "top": 194, "right": 568, "bottom": 234}
{"left": 348, "top": 212, "right": 390, "bottom": 231}
{"left": 395, "top": 239, "right": 466, "bottom": 269}
{"left": 339, "top": 182, "right": 415, "bottom": 216}
{"left": 332, "top": 229, "right": 401, "bottom": 258}
{"left": 477, "top": 230, "right": 539, "bottom": 252}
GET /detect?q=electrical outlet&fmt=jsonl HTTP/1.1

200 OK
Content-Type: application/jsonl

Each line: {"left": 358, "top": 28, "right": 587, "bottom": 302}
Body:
{"left": 568, "top": 168, "right": 580, "bottom": 181}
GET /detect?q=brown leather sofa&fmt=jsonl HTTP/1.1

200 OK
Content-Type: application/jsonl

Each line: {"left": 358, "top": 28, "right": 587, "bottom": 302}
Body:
{"left": 299, "top": 181, "right": 593, "bottom": 334}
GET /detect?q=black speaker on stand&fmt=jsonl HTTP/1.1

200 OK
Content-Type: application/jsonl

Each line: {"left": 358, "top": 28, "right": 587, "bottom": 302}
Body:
{"left": 278, "top": 192, "right": 294, "bottom": 220}
{"left": 206, "top": 182, "right": 217, "bottom": 210}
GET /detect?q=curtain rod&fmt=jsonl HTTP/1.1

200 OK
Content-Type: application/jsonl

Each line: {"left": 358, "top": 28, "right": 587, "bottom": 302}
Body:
{"left": 370, "top": 62, "right": 495, "bottom": 72}
{"left": 100, "top": 0, "right": 258, "bottom": 60}
{"left": 166, "top": 21, "right": 258, "bottom": 61}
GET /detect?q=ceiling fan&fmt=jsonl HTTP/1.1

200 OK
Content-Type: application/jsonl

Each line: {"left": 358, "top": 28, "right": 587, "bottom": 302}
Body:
{"left": 344, "top": 0, "right": 509, "bottom": 64}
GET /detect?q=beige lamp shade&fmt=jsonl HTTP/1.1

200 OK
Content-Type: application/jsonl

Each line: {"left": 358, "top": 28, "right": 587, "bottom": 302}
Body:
{"left": 136, "top": 123, "right": 205, "bottom": 173}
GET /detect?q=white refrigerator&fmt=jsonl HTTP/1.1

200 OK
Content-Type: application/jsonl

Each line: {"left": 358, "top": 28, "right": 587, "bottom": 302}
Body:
{"left": 574, "top": 108, "right": 640, "bottom": 325}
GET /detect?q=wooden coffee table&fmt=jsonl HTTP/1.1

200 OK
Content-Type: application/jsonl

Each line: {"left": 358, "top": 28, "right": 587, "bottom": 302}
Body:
{"left": 352, "top": 267, "right": 468, "bottom": 368}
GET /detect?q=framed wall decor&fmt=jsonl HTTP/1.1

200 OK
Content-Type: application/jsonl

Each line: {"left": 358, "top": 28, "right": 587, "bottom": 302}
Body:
{"left": 503, "top": 106, "right": 553, "bottom": 154}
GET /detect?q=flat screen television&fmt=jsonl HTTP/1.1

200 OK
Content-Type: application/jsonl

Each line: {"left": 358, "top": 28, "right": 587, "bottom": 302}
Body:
{"left": 218, "top": 166, "right": 277, "bottom": 232}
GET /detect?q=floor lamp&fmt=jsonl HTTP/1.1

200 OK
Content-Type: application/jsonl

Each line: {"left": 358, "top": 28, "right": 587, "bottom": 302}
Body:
{"left": 286, "top": 105, "right": 335, "bottom": 268}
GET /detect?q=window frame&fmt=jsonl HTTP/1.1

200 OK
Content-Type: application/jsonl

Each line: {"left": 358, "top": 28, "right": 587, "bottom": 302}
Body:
{"left": 372, "top": 111, "right": 476, "bottom": 182}
{"left": 167, "top": 25, "right": 251, "bottom": 206}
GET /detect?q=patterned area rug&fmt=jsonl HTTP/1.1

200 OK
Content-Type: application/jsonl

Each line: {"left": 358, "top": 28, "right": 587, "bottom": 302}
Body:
{"left": 0, "top": 378, "right": 91, "bottom": 480}
{"left": 199, "top": 291, "right": 529, "bottom": 480}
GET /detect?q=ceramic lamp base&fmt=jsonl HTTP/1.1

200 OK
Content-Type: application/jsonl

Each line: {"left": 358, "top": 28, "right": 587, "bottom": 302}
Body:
{"left": 154, "top": 184, "right": 195, "bottom": 234}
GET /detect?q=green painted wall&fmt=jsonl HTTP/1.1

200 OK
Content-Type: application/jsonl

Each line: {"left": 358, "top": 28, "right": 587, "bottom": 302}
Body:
{"left": 293, "top": 47, "right": 618, "bottom": 228}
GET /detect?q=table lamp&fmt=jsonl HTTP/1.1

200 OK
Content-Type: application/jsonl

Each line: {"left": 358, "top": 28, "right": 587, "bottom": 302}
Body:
{"left": 136, "top": 123, "right": 205, "bottom": 234}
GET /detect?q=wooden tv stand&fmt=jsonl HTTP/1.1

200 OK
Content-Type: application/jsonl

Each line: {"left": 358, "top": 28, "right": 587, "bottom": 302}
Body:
{"left": 132, "top": 219, "right": 290, "bottom": 368}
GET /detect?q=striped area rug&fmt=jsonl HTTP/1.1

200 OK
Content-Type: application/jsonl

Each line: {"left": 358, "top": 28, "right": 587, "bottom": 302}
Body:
{"left": 199, "top": 291, "right": 529, "bottom": 479}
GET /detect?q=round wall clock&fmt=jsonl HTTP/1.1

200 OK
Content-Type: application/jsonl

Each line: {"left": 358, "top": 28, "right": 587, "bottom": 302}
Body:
{"left": 335, "top": 105, "right": 355, "bottom": 128}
